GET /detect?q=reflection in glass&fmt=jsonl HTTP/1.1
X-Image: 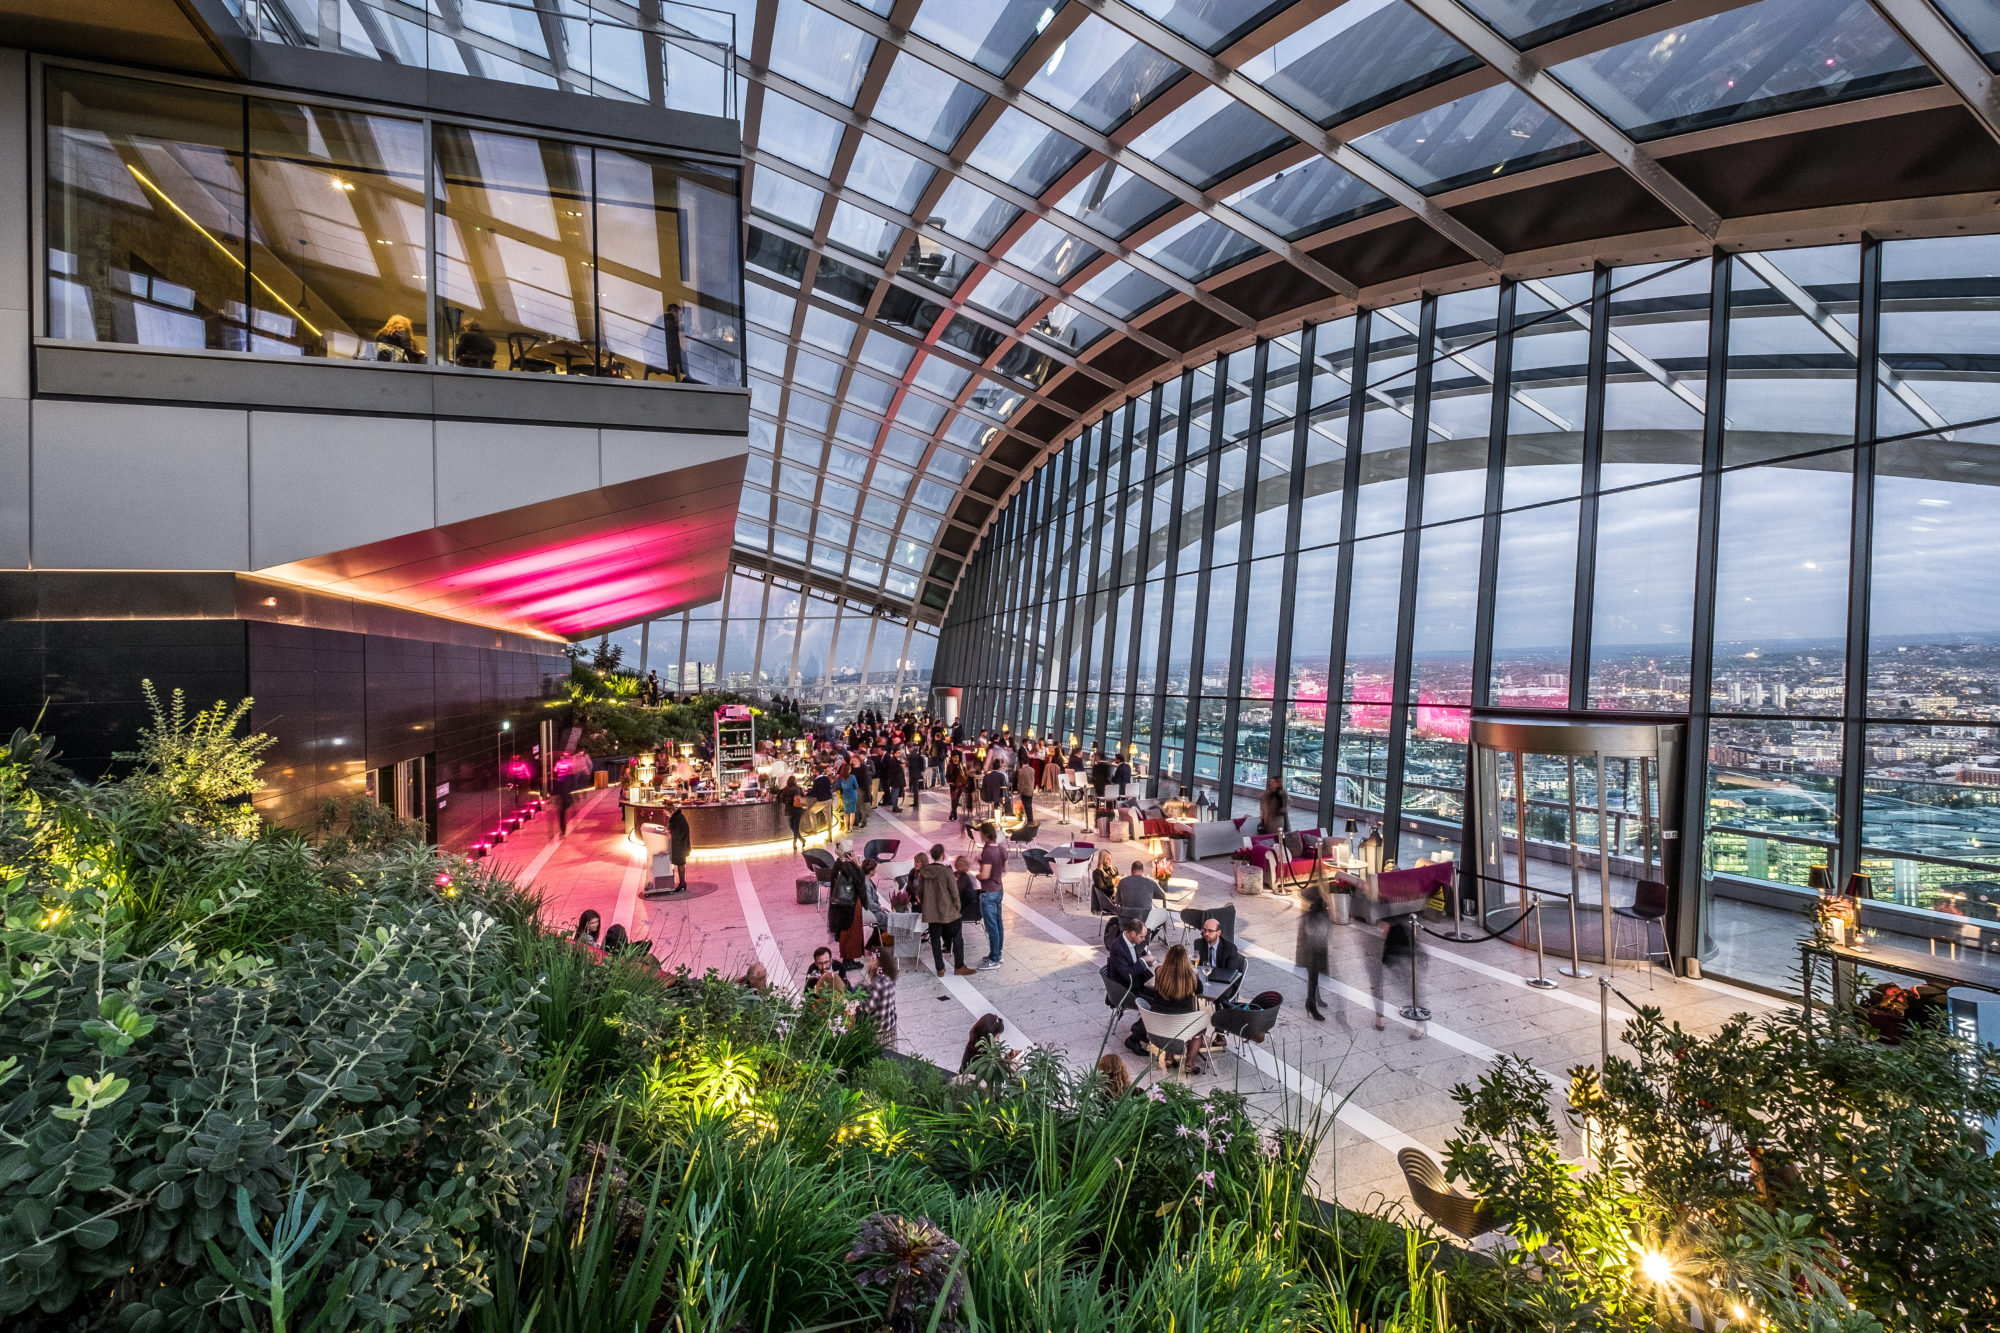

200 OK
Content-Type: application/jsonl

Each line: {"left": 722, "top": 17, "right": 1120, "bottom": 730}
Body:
{"left": 1343, "top": 535, "right": 1402, "bottom": 705}
{"left": 1601, "top": 260, "right": 1707, "bottom": 487}
{"left": 1552, "top": 0, "right": 1930, "bottom": 142}
{"left": 1354, "top": 82, "right": 1589, "bottom": 195}
{"left": 1502, "top": 279, "right": 1590, "bottom": 506}
{"left": 593, "top": 146, "right": 744, "bottom": 384}
{"left": 245, "top": 101, "right": 427, "bottom": 360}
{"left": 1877, "top": 235, "right": 2000, "bottom": 437}
{"left": 1242, "top": 1, "right": 1479, "bottom": 129}
{"left": 1490, "top": 500, "right": 1578, "bottom": 707}
{"left": 46, "top": 70, "right": 249, "bottom": 351}
{"left": 1723, "top": 245, "right": 1858, "bottom": 466}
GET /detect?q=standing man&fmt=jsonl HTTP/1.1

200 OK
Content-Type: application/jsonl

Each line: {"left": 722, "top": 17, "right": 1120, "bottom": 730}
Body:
{"left": 665, "top": 801, "right": 692, "bottom": 893}
{"left": 979, "top": 762, "right": 1009, "bottom": 824}
{"left": 976, "top": 823, "right": 1008, "bottom": 970}
{"left": 916, "top": 852, "right": 974, "bottom": 977}
{"left": 1014, "top": 751, "right": 1037, "bottom": 820}
{"left": 906, "top": 744, "right": 927, "bottom": 803}
{"left": 880, "top": 745, "right": 905, "bottom": 814}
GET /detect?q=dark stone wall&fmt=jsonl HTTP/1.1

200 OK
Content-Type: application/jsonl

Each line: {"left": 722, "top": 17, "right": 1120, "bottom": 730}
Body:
{"left": 0, "top": 616, "right": 564, "bottom": 853}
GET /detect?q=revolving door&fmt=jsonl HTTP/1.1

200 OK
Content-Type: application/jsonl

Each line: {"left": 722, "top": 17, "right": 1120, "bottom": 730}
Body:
{"left": 1466, "top": 718, "right": 1687, "bottom": 974}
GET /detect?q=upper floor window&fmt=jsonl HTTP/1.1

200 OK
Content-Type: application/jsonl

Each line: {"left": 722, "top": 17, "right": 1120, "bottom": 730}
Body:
{"left": 43, "top": 66, "right": 744, "bottom": 385}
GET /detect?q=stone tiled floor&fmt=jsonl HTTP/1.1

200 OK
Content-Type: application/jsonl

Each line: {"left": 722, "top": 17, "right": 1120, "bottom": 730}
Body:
{"left": 508, "top": 780, "right": 1783, "bottom": 1212}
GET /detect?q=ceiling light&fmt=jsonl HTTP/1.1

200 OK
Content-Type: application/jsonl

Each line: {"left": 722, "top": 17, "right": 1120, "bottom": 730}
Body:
{"left": 331, "top": 175, "right": 354, "bottom": 191}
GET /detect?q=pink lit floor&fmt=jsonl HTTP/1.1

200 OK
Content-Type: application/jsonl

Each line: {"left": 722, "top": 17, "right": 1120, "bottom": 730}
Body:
{"left": 503, "top": 781, "right": 1779, "bottom": 1213}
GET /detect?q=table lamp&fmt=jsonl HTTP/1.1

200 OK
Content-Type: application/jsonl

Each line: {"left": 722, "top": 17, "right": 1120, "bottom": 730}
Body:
{"left": 1807, "top": 865, "right": 1832, "bottom": 893}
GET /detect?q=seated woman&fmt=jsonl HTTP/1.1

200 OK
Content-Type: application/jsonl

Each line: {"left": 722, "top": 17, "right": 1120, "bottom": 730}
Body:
{"left": 1090, "top": 849, "right": 1119, "bottom": 907}
{"left": 1148, "top": 944, "right": 1207, "bottom": 1075}
{"left": 957, "top": 1012, "right": 1016, "bottom": 1078}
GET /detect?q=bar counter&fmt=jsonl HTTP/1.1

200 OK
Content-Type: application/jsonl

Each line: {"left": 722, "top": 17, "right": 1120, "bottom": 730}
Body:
{"left": 621, "top": 791, "right": 789, "bottom": 849}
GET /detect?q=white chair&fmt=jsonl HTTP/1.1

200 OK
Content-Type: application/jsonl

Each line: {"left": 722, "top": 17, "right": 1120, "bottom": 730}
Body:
{"left": 639, "top": 823, "right": 672, "bottom": 888}
{"left": 1139, "top": 1001, "right": 1212, "bottom": 1074}
{"left": 1054, "top": 860, "right": 1090, "bottom": 909}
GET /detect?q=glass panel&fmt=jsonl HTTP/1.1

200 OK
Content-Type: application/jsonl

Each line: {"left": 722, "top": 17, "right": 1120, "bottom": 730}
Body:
{"left": 1226, "top": 157, "right": 1387, "bottom": 241}
{"left": 1354, "top": 82, "right": 1590, "bottom": 195}
{"left": 1723, "top": 245, "right": 1859, "bottom": 467}
{"left": 1587, "top": 476, "right": 1700, "bottom": 710}
{"left": 911, "top": 0, "right": 1060, "bottom": 76}
{"left": 1490, "top": 499, "right": 1579, "bottom": 707}
{"left": 1072, "top": 261, "right": 1172, "bottom": 320}
{"left": 1600, "top": 259, "right": 1708, "bottom": 487}
{"left": 1409, "top": 518, "right": 1480, "bottom": 708}
{"left": 1129, "top": 0, "right": 1290, "bottom": 53}
{"left": 755, "top": 91, "right": 846, "bottom": 174}
{"left": 1869, "top": 426, "right": 2000, "bottom": 721}
{"left": 1502, "top": 276, "right": 1592, "bottom": 507}
{"left": 847, "top": 136, "right": 933, "bottom": 212}
{"left": 1342, "top": 533, "right": 1402, "bottom": 705}
{"left": 1935, "top": 0, "right": 2000, "bottom": 71}
{"left": 1136, "top": 213, "right": 1262, "bottom": 281}
{"left": 964, "top": 107, "right": 1087, "bottom": 195}
{"left": 46, "top": 70, "right": 248, "bottom": 351}
{"left": 931, "top": 177, "right": 1020, "bottom": 249}
{"left": 1863, "top": 723, "right": 2000, "bottom": 879}
{"left": 435, "top": 126, "right": 596, "bottom": 370}
{"left": 1464, "top": 0, "right": 1670, "bottom": 47}
{"left": 1054, "top": 164, "right": 1177, "bottom": 240}
{"left": 1240, "top": 555, "right": 1282, "bottom": 699}
{"left": 1024, "top": 14, "right": 1183, "bottom": 132}
{"left": 1354, "top": 365, "right": 1417, "bottom": 538}
{"left": 592, "top": 146, "right": 743, "bottom": 385}
{"left": 769, "top": 0, "right": 876, "bottom": 105}
{"left": 1127, "top": 85, "right": 1291, "bottom": 189}
{"left": 1551, "top": 0, "right": 1932, "bottom": 142}
{"left": 1242, "top": 1, "right": 1480, "bottom": 129}
{"left": 1403, "top": 705, "right": 1468, "bottom": 826}
{"left": 1877, "top": 234, "right": 2000, "bottom": 438}
{"left": 1337, "top": 701, "right": 1391, "bottom": 814}
{"left": 1709, "top": 459, "right": 1852, "bottom": 715}
{"left": 1422, "top": 288, "right": 1498, "bottom": 525}
{"left": 241, "top": 101, "right": 426, "bottom": 361}
{"left": 874, "top": 52, "right": 987, "bottom": 151}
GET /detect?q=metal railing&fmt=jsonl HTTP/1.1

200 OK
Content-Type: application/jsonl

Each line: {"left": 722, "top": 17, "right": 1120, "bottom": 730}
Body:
{"left": 242, "top": 0, "right": 737, "bottom": 119}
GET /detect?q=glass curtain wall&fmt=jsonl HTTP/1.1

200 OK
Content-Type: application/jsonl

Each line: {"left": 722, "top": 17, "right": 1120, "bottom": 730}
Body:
{"left": 939, "top": 234, "right": 2000, "bottom": 991}
{"left": 45, "top": 65, "right": 743, "bottom": 381}
{"left": 598, "top": 566, "right": 938, "bottom": 714}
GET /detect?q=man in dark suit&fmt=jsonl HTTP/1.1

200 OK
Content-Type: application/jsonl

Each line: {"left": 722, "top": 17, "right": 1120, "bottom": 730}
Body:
{"left": 1191, "top": 916, "right": 1244, "bottom": 1022}
{"left": 1106, "top": 919, "right": 1157, "bottom": 1056}
{"left": 1192, "top": 916, "right": 1241, "bottom": 976}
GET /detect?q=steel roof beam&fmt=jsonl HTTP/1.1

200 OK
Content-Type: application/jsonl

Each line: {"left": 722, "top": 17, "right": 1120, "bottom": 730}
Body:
{"left": 1401, "top": 0, "right": 1722, "bottom": 238}
{"left": 1068, "top": 0, "right": 1505, "bottom": 268}
{"left": 797, "top": 0, "right": 1361, "bottom": 299}
{"left": 739, "top": 60, "right": 1256, "bottom": 330}
{"left": 1866, "top": 0, "right": 2000, "bottom": 145}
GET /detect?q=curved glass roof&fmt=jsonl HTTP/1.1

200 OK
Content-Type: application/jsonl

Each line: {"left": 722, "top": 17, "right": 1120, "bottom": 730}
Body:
{"left": 260, "top": 0, "right": 1994, "bottom": 624}
{"left": 713, "top": 0, "right": 1980, "bottom": 622}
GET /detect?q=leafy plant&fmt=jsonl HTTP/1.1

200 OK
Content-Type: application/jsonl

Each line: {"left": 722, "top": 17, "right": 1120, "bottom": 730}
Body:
{"left": 113, "top": 680, "right": 273, "bottom": 837}
{"left": 849, "top": 1212, "right": 965, "bottom": 1333}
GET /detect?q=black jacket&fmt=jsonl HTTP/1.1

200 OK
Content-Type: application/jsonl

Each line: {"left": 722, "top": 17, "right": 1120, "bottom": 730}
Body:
{"left": 1192, "top": 934, "right": 1242, "bottom": 975}
{"left": 879, "top": 755, "right": 905, "bottom": 788}
{"left": 957, "top": 871, "right": 981, "bottom": 922}
{"left": 1106, "top": 934, "right": 1153, "bottom": 994}
{"left": 666, "top": 809, "right": 691, "bottom": 864}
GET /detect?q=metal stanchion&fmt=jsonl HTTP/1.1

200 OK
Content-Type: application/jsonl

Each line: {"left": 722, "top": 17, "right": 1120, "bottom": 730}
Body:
{"left": 1399, "top": 923, "right": 1431, "bottom": 1021}
{"left": 1560, "top": 842, "right": 1593, "bottom": 979}
{"left": 1440, "top": 861, "right": 1480, "bottom": 941}
{"left": 1524, "top": 891, "right": 1558, "bottom": 990}
{"left": 1600, "top": 975, "right": 1611, "bottom": 1071}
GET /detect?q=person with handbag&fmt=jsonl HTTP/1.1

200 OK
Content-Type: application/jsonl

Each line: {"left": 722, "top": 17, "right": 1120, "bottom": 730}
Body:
{"left": 781, "top": 774, "right": 807, "bottom": 850}
{"left": 1296, "top": 877, "right": 1331, "bottom": 1022}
